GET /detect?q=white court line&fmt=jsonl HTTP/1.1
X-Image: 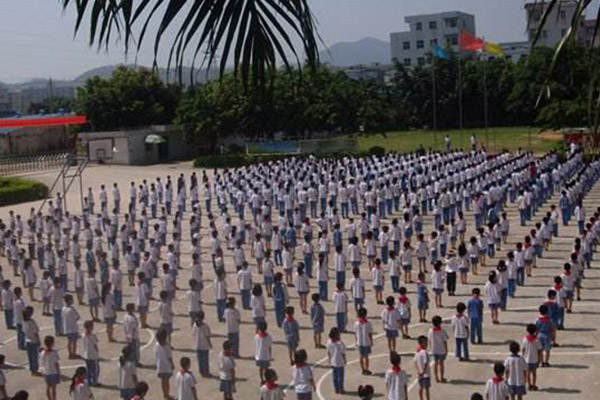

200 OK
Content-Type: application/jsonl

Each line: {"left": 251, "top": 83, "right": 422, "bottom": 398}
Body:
{"left": 314, "top": 301, "right": 600, "bottom": 400}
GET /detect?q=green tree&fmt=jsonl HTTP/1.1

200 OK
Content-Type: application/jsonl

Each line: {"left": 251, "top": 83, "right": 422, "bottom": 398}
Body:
{"left": 76, "top": 66, "right": 180, "bottom": 131}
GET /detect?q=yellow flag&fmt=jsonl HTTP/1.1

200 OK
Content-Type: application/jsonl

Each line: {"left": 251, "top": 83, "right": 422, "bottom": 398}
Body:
{"left": 484, "top": 41, "right": 503, "bottom": 56}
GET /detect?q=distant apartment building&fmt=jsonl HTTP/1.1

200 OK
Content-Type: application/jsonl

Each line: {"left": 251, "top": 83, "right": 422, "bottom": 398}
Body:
{"left": 525, "top": 0, "right": 598, "bottom": 47}
{"left": 390, "top": 11, "right": 476, "bottom": 67}
{"left": 499, "top": 41, "right": 529, "bottom": 62}
{"left": 7, "top": 83, "right": 76, "bottom": 114}
{"left": 0, "top": 85, "right": 10, "bottom": 117}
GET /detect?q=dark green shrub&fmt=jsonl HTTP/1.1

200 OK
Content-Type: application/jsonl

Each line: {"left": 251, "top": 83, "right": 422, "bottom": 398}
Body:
{"left": 368, "top": 146, "right": 386, "bottom": 157}
{"left": 0, "top": 177, "right": 49, "bottom": 206}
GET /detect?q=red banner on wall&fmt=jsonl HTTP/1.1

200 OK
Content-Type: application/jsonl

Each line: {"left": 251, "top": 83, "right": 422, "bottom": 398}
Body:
{"left": 0, "top": 115, "right": 87, "bottom": 129}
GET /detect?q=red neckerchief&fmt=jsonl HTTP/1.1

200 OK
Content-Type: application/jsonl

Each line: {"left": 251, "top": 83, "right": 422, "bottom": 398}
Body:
{"left": 357, "top": 318, "right": 368, "bottom": 324}
{"left": 180, "top": 368, "right": 189, "bottom": 375}
{"left": 331, "top": 337, "right": 340, "bottom": 343}
{"left": 538, "top": 316, "right": 550, "bottom": 323}
{"left": 432, "top": 326, "right": 442, "bottom": 332}
{"left": 524, "top": 243, "right": 531, "bottom": 249}
{"left": 285, "top": 315, "right": 295, "bottom": 322}
{"left": 387, "top": 306, "right": 395, "bottom": 311}
{"left": 257, "top": 331, "right": 268, "bottom": 338}
{"left": 265, "top": 380, "right": 278, "bottom": 390}
{"left": 525, "top": 334, "right": 537, "bottom": 342}
{"left": 73, "top": 376, "right": 86, "bottom": 386}
{"left": 392, "top": 366, "right": 402, "bottom": 373}
{"left": 416, "top": 345, "right": 426, "bottom": 352}
{"left": 398, "top": 296, "right": 408, "bottom": 304}
{"left": 554, "top": 283, "right": 563, "bottom": 291}
{"left": 295, "top": 362, "right": 306, "bottom": 368}
{"left": 224, "top": 349, "right": 234, "bottom": 357}
{"left": 456, "top": 314, "right": 464, "bottom": 319}
{"left": 492, "top": 376, "right": 504, "bottom": 384}
{"left": 564, "top": 270, "right": 571, "bottom": 276}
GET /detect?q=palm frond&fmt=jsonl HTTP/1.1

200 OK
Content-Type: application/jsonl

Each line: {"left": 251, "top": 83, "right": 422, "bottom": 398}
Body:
{"left": 61, "top": 0, "right": 320, "bottom": 87}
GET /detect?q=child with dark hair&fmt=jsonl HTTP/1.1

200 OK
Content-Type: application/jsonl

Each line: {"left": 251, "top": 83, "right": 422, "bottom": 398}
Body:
{"left": 283, "top": 306, "right": 300, "bottom": 365}
{"left": 310, "top": 293, "right": 325, "bottom": 348}
{"left": 452, "top": 302, "right": 470, "bottom": 361}
{"left": 69, "top": 366, "right": 92, "bottom": 400}
{"left": 504, "top": 341, "right": 527, "bottom": 400}
{"left": 260, "top": 369, "right": 285, "bottom": 400}
{"left": 428, "top": 315, "right": 449, "bottom": 383}
{"left": 536, "top": 304, "right": 555, "bottom": 367}
{"left": 484, "top": 363, "right": 510, "bottom": 400}
{"left": 118, "top": 345, "right": 138, "bottom": 400}
{"left": 385, "top": 352, "right": 408, "bottom": 400}
{"left": 354, "top": 307, "right": 373, "bottom": 376}
{"left": 326, "top": 328, "right": 346, "bottom": 394}
{"left": 521, "top": 324, "right": 540, "bottom": 391}
{"left": 219, "top": 341, "right": 236, "bottom": 400}
{"left": 413, "top": 335, "right": 431, "bottom": 400}
{"left": 291, "top": 349, "right": 315, "bottom": 400}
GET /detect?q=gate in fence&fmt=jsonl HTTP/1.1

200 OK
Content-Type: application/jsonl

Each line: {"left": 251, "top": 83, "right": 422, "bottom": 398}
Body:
{"left": 0, "top": 152, "right": 70, "bottom": 176}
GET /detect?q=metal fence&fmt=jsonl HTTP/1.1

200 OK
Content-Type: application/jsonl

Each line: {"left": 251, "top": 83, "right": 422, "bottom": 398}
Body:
{"left": 0, "top": 152, "right": 70, "bottom": 176}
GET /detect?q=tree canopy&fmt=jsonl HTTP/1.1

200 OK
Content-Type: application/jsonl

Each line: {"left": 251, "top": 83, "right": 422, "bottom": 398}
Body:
{"left": 76, "top": 66, "right": 180, "bottom": 131}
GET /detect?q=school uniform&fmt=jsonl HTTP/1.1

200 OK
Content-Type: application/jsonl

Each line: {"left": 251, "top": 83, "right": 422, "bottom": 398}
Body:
{"left": 385, "top": 367, "right": 408, "bottom": 400}
{"left": 327, "top": 339, "right": 346, "bottom": 393}
{"left": 354, "top": 318, "right": 373, "bottom": 356}
{"left": 504, "top": 353, "right": 528, "bottom": 396}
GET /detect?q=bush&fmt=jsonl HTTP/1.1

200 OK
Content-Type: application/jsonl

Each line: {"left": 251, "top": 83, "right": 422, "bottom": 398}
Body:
{"left": 0, "top": 177, "right": 49, "bottom": 207}
{"left": 368, "top": 146, "right": 386, "bottom": 157}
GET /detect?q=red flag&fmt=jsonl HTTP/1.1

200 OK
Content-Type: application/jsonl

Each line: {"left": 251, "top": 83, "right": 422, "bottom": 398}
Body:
{"left": 0, "top": 115, "right": 87, "bottom": 129}
{"left": 459, "top": 29, "right": 484, "bottom": 51}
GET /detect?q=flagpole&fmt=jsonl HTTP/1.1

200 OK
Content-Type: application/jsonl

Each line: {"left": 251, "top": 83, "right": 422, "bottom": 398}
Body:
{"left": 458, "top": 50, "right": 464, "bottom": 149}
{"left": 482, "top": 51, "right": 489, "bottom": 149}
{"left": 432, "top": 54, "right": 438, "bottom": 148}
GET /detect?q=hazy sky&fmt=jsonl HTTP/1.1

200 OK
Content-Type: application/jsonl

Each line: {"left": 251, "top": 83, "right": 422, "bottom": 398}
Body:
{"left": 0, "top": 0, "right": 590, "bottom": 83}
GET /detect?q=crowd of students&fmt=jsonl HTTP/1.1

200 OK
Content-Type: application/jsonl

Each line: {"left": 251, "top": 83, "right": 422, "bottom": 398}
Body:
{"left": 0, "top": 147, "right": 597, "bottom": 400}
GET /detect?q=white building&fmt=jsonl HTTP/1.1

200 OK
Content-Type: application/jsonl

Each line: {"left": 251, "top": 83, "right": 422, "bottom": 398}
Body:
{"left": 525, "top": 0, "right": 585, "bottom": 48}
{"left": 390, "top": 11, "right": 476, "bottom": 67}
{"left": 499, "top": 41, "right": 529, "bottom": 62}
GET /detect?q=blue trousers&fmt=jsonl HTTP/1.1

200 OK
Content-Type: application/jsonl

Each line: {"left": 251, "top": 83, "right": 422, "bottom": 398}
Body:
{"left": 17, "top": 323, "right": 25, "bottom": 350}
{"left": 4, "top": 309, "right": 14, "bottom": 329}
{"left": 332, "top": 367, "right": 345, "bottom": 392}
{"left": 391, "top": 276, "right": 400, "bottom": 293}
{"left": 53, "top": 309, "right": 62, "bottom": 335}
{"left": 241, "top": 290, "right": 251, "bottom": 310}
{"left": 197, "top": 350, "right": 210, "bottom": 376}
{"left": 86, "top": 359, "right": 100, "bottom": 386}
{"left": 275, "top": 300, "right": 285, "bottom": 327}
{"left": 216, "top": 299, "right": 226, "bottom": 322}
{"left": 26, "top": 342, "right": 39, "bottom": 372}
{"left": 470, "top": 319, "right": 482, "bottom": 344}
{"left": 508, "top": 279, "right": 517, "bottom": 297}
{"left": 336, "top": 271, "right": 346, "bottom": 289}
{"left": 228, "top": 332, "right": 240, "bottom": 358}
{"left": 318, "top": 281, "right": 328, "bottom": 301}
{"left": 336, "top": 313, "right": 347, "bottom": 332}
{"left": 455, "top": 338, "right": 469, "bottom": 359}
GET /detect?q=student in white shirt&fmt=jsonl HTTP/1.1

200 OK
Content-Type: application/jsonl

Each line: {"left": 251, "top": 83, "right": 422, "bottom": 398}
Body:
{"left": 428, "top": 315, "right": 449, "bottom": 383}
{"left": 118, "top": 345, "right": 138, "bottom": 400}
{"left": 176, "top": 357, "right": 199, "bottom": 400}
{"left": 504, "top": 341, "right": 528, "bottom": 400}
{"left": 354, "top": 307, "right": 373, "bottom": 376}
{"left": 81, "top": 320, "right": 100, "bottom": 386}
{"left": 155, "top": 328, "right": 175, "bottom": 400}
{"left": 326, "top": 328, "right": 346, "bottom": 394}
{"left": 291, "top": 349, "right": 315, "bottom": 399}
{"left": 41, "top": 335, "right": 61, "bottom": 400}
{"left": 451, "top": 303, "right": 470, "bottom": 361}
{"left": 69, "top": 366, "right": 93, "bottom": 400}
{"left": 485, "top": 363, "right": 511, "bottom": 400}
{"left": 62, "top": 294, "right": 80, "bottom": 359}
{"left": 385, "top": 352, "right": 408, "bottom": 400}
{"left": 260, "top": 368, "right": 285, "bottom": 400}
{"left": 254, "top": 321, "right": 273, "bottom": 382}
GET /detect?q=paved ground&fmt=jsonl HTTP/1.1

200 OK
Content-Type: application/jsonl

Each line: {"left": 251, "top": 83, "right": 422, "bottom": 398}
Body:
{"left": 1, "top": 161, "right": 600, "bottom": 400}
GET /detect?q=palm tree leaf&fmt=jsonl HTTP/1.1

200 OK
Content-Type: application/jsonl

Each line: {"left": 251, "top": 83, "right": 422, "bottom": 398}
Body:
{"left": 528, "top": 0, "right": 558, "bottom": 50}
{"left": 61, "top": 0, "right": 320, "bottom": 87}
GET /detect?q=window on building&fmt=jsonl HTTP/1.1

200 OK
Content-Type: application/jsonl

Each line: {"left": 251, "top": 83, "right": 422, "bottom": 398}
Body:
{"left": 445, "top": 35, "right": 458, "bottom": 46}
{"left": 416, "top": 22, "right": 423, "bottom": 31}
{"left": 418, "top": 57, "right": 425, "bottom": 66}
{"left": 430, "top": 38, "right": 438, "bottom": 47}
{"left": 561, "top": 28, "right": 567, "bottom": 37}
{"left": 417, "top": 40, "right": 424, "bottom": 49}
{"left": 445, "top": 18, "right": 458, "bottom": 28}
{"left": 528, "top": 29, "right": 536, "bottom": 39}
{"left": 560, "top": 10, "right": 566, "bottom": 20}
{"left": 403, "top": 58, "right": 412, "bottom": 66}
{"left": 403, "top": 41, "right": 411, "bottom": 50}
{"left": 542, "top": 30, "right": 548, "bottom": 39}
{"left": 429, "top": 21, "right": 437, "bottom": 29}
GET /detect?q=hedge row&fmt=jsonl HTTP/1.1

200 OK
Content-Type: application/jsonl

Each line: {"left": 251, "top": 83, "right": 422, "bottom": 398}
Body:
{"left": 0, "top": 177, "right": 49, "bottom": 207}
{"left": 194, "top": 146, "right": 387, "bottom": 169}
